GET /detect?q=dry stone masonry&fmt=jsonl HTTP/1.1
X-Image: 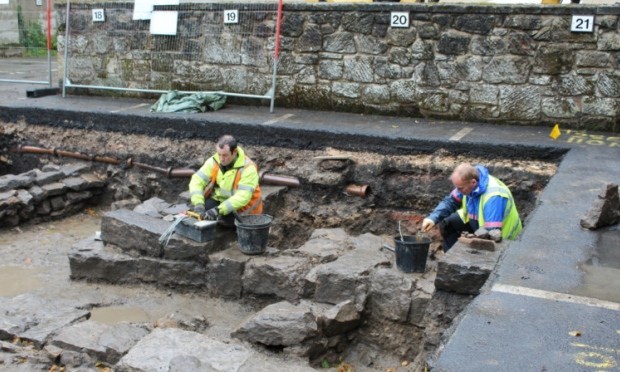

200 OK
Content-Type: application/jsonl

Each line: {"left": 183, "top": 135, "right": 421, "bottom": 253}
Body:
{"left": 57, "top": 3, "right": 620, "bottom": 131}
{"left": 0, "top": 163, "right": 106, "bottom": 228}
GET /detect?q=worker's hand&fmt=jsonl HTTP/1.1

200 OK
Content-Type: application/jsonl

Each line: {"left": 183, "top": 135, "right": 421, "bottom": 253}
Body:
{"left": 204, "top": 207, "right": 219, "bottom": 221}
{"left": 192, "top": 204, "right": 206, "bottom": 217}
{"left": 422, "top": 218, "right": 435, "bottom": 232}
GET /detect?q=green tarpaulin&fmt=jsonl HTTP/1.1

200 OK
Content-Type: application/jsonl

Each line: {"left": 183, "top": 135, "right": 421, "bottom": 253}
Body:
{"left": 150, "top": 91, "right": 227, "bottom": 113}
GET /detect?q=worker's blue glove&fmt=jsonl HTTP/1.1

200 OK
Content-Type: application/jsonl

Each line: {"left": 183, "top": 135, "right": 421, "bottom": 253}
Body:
{"left": 192, "top": 204, "right": 206, "bottom": 217}
{"left": 204, "top": 207, "right": 219, "bottom": 220}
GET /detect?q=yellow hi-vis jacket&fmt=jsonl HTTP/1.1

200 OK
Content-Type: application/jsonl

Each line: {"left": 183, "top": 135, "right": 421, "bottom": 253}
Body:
{"left": 189, "top": 146, "right": 263, "bottom": 216}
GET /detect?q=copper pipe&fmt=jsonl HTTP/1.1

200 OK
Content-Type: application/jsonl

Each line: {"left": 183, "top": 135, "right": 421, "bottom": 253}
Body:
{"left": 345, "top": 184, "right": 370, "bottom": 198}
{"left": 169, "top": 168, "right": 196, "bottom": 178}
{"left": 55, "top": 149, "right": 92, "bottom": 161}
{"left": 93, "top": 156, "right": 120, "bottom": 165}
{"left": 261, "top": 173, "right": 300, "bottom": 188}
{"left": 17, "top": 145, "right": 54, "bottom": 155}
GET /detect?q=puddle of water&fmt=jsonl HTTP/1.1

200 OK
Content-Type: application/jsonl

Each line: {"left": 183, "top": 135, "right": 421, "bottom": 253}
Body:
{"left": 0, "top": 266, "right": 43, "bottom": 297}
{"left": 89, "top": 306, "right": 152, "bottom": 325}
{"left": 576, "top": 225, "right": 620, "bottom": 303}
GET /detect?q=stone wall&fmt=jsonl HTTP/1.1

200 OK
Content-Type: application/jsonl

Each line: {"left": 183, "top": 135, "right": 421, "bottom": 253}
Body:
{"left": 57, "top": 3, "right": 620, "bottom": 131}
{"left": 0, "top": 163, "right": 106, "bottom": 227}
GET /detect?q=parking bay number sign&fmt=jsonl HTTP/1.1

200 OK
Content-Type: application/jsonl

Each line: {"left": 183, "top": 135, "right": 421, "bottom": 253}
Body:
{"left": 391, "top": 12, "right": 409, "bottom": 28}
{"left": 224, "top": 10, "right": 238, "bottom": 24}
{"left": 571, "top": 15, "right": 594, "bottom": 33}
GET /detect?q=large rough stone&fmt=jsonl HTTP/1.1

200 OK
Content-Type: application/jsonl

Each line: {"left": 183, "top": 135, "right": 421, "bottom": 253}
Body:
{"left": 66, "top": 190, "right": 93, "bottom": 205}
{"left": 298, "top": 24, "right": 322, "bottom": 52}
{"left": 0, "top": 174, "right": 34, "bottom": 192}
{"left": 324, "top": 32, "right": 356, "bottom": 53}
{"left": 555, "top": 73, "right": 594, "bottom": 96}
{"left": 409, "top": 290, "right": 432, "bottom": 326}
{"left": 41, "top": 182, "right": 66, "bottom": 197}
{"left": 434, "top": 241, "right": 501, "bottom": 295}
{"left": 542, "top": 97, "right": 580, "bottom": 118}
{"left": 62, "top": 177, "right": 90, "bottom": 191}
{"left": 597, "top": 72, "right": 620, "bottom": 98}
{"left": 319, "top": 60, "right": 343, "bottom": 80}
{"left": 117, "top": 328, "right": 253, "bottom": 372}
{"left": 294, "top": 228, "right": 353, "bottom": 263}
{"left": 533, "top": 47, "right": 574, "bottom": 75}
{"left": 343, "top": 56, "right": 373, "bottom": 83}
{"left": 306, "top": 233, "right": 389, "bottom": 307}
{"left": 355, "top": 34, "right": 387, "bottom": 55}
{"left": 60, "top": 163, "right": 92, "bottom": 177}
{"left": 316, "top": 300, "right": 361, "bottom": 337}
{"left": 80, "top": 173, "right": 106, "bottom": 189}
{"left": 232, "top": 301, "right": 318, "bottom": 346}
{"left": 499, "top": 86, "right": 541, "bottom": 120}
{"left": 369, "top": 268, "right": 415, "bottom": 323}
{"left": 575, "top": 51, "right": 610, "bottom": 67}
{"left": 332, "top": 82, "right": 360, "bottom": 99}
{"left": 0, "top": 295, "right": 89, "bottom": 348}
{"left": 51, "top": 321, "right": 148, "bottom": 364}
{"left": 207, "top": 247, "right": 250, "bottom": 299}
{"left": 387, "top": 28, "right": 416, "bottom": 47}
{"left": 100, "top": 208, "right": 211, "bottom": 263}
{"left": 583, "top": 97, "right": 618, "bottom": 117}
{"left": 243, "top": 255, "right": 311, "bottom": 301}
{"left": 437, "top": 31, "right": 470, "bottom": 55}
{"left": 580, "top": 183, "right": 620, "bottom": 229}
{"left": 411, "top": 39, "right": 434, "bottom": 60}
{"left": 483, "top": 56, "right": 529, "bottom": 84}
{"left": 454, "top": 14, "right": 495, "bottom": 35}
{"left": 470, "top": 84, "right": 498, "bottom": 105}
{"left": 32, "top": 170, "right": 64, "bottom": 186}
{"left": 69, "top": 237, "right": 209, "bottom": 288}
{"left": 341, "top": 13, "right": 374, "bottom": 35}
{"left": 471, "top": 36, "right": 506, "bottom": 56}
{"left": 599, "top": 33, "right": 620, "bottom": 51}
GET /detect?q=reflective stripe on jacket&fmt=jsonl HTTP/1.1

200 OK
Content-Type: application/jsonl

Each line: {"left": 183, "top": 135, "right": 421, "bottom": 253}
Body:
{"left": 457, "top": 175, "right": 522, "bottom": 240}
{"left": 188, "top": 146, "right": 263, "bottom": 216}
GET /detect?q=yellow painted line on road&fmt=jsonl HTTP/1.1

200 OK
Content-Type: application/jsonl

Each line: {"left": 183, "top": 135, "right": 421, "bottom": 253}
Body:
{"left": 449, "top": 127, "right": 473, "bottom": 141}
{"left": 492, "top": 284, "right": 620, "bottom": 311}
{"left": 110, "top": 103, "right": 149, "bottom": 113}
{"left": 572, "top": 342, "right": 619, "bottom": 354}
{"left": 262, "top": 113, "right": 294, "bottom": 125}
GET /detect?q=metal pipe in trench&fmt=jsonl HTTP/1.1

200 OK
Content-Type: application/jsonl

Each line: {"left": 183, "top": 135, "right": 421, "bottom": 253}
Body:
{"left": 13, "top": 146, "right": 302, "bottom": 186}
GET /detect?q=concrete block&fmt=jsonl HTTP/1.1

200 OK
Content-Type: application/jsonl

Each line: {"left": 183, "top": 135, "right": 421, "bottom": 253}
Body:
{"left": 434, "top": 241, "right": 501, "bottom": 295}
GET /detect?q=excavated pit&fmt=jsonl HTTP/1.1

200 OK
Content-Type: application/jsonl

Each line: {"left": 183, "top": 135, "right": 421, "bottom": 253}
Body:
{"left": 0, "top": 120, "right": 560, "bottom": 371}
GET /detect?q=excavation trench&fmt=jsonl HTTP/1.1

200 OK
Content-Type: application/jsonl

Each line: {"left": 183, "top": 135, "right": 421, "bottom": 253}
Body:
{"left": 0, "top": 120, "right": 559, "bottom": 371}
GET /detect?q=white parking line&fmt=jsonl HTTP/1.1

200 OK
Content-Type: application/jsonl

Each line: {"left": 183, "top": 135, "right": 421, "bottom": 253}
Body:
{"left": 449, "top": 127, "right": 473, "bottom": 141}
{"left": 493, "top": 284, "right": 620, "bottom": 311}
{"left": 110, "top": 103, "right": 149, "bottom": 113}
{"left": 262, "top": 113, "right": 294, "bottom": 125}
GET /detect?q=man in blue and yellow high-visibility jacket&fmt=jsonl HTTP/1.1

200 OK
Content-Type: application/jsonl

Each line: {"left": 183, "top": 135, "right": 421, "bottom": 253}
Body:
{"left": 421, "top": 163, "right": 522, "bottom": 251}
{"left": 189, "top": 135, "right": 262, "bottom": 226}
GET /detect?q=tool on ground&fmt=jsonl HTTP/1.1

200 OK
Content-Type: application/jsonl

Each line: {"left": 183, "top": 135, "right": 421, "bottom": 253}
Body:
{"left": 186, "top": 210, "right": 202, "bottom": 221}
{"left": 174, "top": 211, "right": 217, "bottom": 243}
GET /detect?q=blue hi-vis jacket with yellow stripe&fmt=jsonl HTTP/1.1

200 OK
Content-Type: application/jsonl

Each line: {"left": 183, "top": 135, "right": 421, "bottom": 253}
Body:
{"left": 428, "top": 165, "right": 522, "bottom": 240}
{"left": 188, "top": 146, "right": 262, "bottom": 216}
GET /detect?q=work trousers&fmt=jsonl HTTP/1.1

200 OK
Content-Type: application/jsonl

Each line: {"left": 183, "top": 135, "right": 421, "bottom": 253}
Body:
{"left": 439, "top": 213, "right": 479, "bottom": 251}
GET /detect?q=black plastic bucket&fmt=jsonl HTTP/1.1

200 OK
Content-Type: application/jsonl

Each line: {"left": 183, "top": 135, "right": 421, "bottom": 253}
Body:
{"left": 234, "top": 214, "right": 273, "bottom": 255}
{"left": 393, "top": 235, "right": 431, "bottom": 273}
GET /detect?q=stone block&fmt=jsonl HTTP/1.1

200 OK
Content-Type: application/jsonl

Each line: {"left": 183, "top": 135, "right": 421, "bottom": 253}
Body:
{"left": 60, "top": 163, "right": 92, "bottom": 177}
{"left": 62, "top": 176, "right": 89, "bottom": 191}
{"left": 0, "top": 174, "right": 34, "bottom": 192}
{"left": 50, "top": 196, "right": 67, "bottom": 211}
{"left": 242, "top": 255, "right": 311, "bottom": 301}
{"left": 369, "top": 268, "right": 415, "bottom": 323}
{"left": 69, "top": 237, "right": 140, "bottom": 283}
{"left": 580, "top": 183, "right": 620, "bottom": 229}
{"left": 28, "top": 185, "right": 45, "bottom": 202}
{"left": 294, "top": 228, "right": 352, "bottom": 263}
{"left": 100, "top": 209, "right": 212, "bottom": 262}
{"left": 118, "top": 328, "right": 252, "bottom": 372}
{"left": 409, "top": 291, "right": 432, "bottom": 326}
{"left": 317, "top": 300, "right": 361, "bottom": 337}
{"left": 36, "top": 200, "right": 52, "bottom": 215}
{"left": 41, "top": 182, "right": 66, "bottom": 197}
{"left": 52, "top": 321, "right": 148, "bottom": 364}
{"left": 33, "top": 170, "right": 64, "bottom": 186}
{"left": 434, "top": 242, "right": 501, "bottom": 295}
{"left": 0, "top": 295, "right": 89, "bottom": 348}
{"left": 307, "top": 233, "right": 389, "bottom": 307}
{"left": 232, "top": 301, "right": 318, "bottom": 347}
{"left": 66, "top": 191, "right": 92, "bottom": 204}
{"left": 80, "top": 173, "right": 105, "bottom": 189}
{"left": 207, "top": 247, "right": 251, "bottom": 299}
{"left": 138, "top": 256, "right": 208, "bottom": 289}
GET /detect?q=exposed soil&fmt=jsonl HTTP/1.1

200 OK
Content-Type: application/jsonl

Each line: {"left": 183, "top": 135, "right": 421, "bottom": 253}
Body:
{"left": 0, "top": 119, "right": 559, "bottom": 370}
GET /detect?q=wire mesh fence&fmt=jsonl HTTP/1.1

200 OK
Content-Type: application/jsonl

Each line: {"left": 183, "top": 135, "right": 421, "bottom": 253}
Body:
{"left": 61, "top": 1, "right": 283, "bottom": 109}
{"left": 0, "top": 0, "right": 55, "bottom": 85}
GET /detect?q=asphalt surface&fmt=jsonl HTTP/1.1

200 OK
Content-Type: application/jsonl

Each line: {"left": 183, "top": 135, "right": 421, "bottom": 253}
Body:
{"left": 1, "top": 80, "right": 619, "bottom": 371}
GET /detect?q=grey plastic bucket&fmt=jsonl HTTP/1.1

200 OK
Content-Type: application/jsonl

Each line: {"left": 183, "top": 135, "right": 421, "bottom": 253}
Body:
{"left": 393, "top": 235, "right": 431, "bottom": 273}
{"left": 234, "top": 214, "right": 273, "bottom": 255}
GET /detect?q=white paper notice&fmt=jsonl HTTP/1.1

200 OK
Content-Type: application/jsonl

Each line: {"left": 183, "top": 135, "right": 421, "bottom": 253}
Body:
{"left": 133, "top": 0, "right": 153, "bottom": 20}
{"left": 150, "top": 11, "right": 178, "bottom": 35}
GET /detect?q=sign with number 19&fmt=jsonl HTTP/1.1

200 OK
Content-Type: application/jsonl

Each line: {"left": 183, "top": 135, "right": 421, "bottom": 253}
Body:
{"left": 224, "top": 10, "right": 238, "bottom": 24}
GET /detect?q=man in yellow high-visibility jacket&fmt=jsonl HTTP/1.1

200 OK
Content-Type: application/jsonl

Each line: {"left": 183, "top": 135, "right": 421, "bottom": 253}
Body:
{"left": 421, "top": 163, "right": 522, "bottom": 251}
{"left": 189, "top": 135, "right": 262, "bottom": 226}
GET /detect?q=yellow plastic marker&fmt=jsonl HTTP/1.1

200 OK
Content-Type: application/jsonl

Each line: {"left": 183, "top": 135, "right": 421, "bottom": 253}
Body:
{"left": 549, "top": 124, "right": 561, "bottom": 140}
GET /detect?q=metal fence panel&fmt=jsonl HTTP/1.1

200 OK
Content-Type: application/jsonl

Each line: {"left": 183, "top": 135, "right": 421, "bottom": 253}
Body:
{"left": 61, "top": 1, "right": 282, "bottom": 109}
{"left": 0, "top": 0, "right": 54, "bottom": 85}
